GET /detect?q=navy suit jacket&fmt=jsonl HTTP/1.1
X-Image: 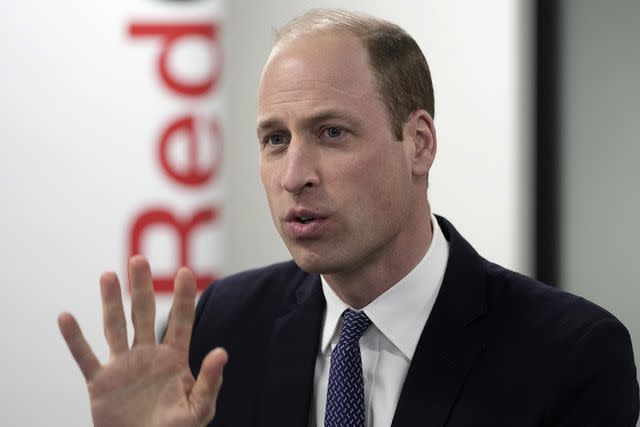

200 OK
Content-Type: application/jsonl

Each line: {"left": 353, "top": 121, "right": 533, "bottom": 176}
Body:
{"left": 189, "top": 216, "right": 639, "bottom": 426}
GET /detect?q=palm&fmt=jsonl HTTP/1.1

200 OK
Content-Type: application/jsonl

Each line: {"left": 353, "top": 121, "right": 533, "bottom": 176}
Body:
{"left": 88, "top": 345, "right": 191, "bottom": 427}
{"left": 58, "top": 257, "right": 227, "bottom": 427}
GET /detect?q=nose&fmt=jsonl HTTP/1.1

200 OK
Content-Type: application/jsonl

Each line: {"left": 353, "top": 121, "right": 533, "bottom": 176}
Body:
{"left": 280, "top": 139, "right": 319, "bottom": 194}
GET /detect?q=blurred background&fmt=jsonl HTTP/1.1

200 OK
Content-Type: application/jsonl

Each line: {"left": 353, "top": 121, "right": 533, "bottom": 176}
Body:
{"left": 0, "top": 0, "right": 637, "bottom": 425}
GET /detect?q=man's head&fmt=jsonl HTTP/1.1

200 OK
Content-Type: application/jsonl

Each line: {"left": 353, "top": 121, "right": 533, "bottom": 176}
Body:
{"left": 257, "top": 9, "right": 436, "bottom": 284}
{"left": 274, "top": 9, "right": 435, "bottom": 141}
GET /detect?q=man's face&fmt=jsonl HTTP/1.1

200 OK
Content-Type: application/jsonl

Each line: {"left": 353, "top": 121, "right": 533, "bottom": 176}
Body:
{"left": 257, "top": 33, "right": 428, "bottom": 276}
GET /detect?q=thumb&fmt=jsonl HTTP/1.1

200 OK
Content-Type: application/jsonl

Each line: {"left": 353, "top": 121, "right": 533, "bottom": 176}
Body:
{"left": 190, "top": 348, "right": 228, "bottom": 425}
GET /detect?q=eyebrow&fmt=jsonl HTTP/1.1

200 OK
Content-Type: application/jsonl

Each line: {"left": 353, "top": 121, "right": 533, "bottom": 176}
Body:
{"left": 256, "top": 109, "right": 364, "bottom": 137}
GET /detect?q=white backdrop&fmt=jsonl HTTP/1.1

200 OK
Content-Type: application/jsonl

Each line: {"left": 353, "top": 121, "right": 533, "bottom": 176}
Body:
{"left": 0, "top": 1, "right": 531, "bottom": 425}
{"left": 0, "top": 1, "right": 226, "bottom": 425}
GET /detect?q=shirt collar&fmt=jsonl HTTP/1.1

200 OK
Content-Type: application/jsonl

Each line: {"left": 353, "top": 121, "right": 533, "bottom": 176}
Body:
{"left": 319, "top": 214, "right": 449, "bottom": 360}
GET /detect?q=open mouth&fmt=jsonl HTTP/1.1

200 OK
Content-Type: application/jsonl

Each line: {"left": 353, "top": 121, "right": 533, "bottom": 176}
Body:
{"left": 297, "top": 216, "right": 315, "bottom": 224}
{"left": 283, "top": 211, "right": 325, "bottom": 238}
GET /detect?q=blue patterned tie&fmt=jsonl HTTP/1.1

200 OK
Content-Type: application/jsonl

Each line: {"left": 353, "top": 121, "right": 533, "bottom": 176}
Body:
{"left": 325, "top": 309, "right": 372, "bottom": 427}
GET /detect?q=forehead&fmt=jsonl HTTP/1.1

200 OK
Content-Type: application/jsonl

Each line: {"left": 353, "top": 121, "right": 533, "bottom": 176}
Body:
{"left": 257, "top": 34, "right": 381, "bottom": 124}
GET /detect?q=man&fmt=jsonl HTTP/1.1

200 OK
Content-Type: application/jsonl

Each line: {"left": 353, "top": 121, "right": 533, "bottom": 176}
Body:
{"left": 58, "top": 9, "right": 639, "bottom": 427}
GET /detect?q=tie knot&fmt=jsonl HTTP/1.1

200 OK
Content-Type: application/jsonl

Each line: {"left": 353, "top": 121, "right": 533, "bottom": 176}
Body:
{"left": 339, "top": 309, "right": 372, "bottom": 344}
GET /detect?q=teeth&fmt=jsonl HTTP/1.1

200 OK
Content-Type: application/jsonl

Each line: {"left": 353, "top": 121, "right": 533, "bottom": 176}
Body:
{"left": 299, "top": 216, "right": 314, "bottom": 223}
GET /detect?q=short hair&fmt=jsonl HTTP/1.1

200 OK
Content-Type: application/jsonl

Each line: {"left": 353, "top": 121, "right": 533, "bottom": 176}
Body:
{"left": 275, "top": 9, "right": 435, "bottom": 141}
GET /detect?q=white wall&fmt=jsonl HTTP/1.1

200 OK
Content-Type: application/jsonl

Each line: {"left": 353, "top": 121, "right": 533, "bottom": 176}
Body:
{"left": 0, "top": 1, "right": 531, "bottom": 425}
{"left": 0, "top": 1, "right": 225, "bottom": 425}
{"left": 560, "top": 0, "right": 640, "bottom": 401}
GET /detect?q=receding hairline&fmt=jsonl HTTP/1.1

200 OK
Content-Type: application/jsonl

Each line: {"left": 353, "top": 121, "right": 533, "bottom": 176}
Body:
{"left": 273, "top": 8, "right": 401, "bottom": 45}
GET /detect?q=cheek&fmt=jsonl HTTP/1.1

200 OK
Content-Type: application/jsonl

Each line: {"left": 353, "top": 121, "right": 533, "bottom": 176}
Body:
{"left": 331, "top": 153, "right": 394, "bottom": 207}
{"left": 340, "top": 152, "right": 410, "bottom": 222}
{"left": 341, "top": 148, "right": 405, "bottom": 190}
{"left": 259, "top": 162, "right": 277, "bottom": 190}
{"left": 259, "top": 166, "right": 280, "bottom": 213}
{"left": 337, "top": 147, "right": 386, "bottom": 180}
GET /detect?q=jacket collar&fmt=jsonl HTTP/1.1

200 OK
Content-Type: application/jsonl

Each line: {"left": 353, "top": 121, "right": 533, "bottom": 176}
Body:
{"left": 391, "top": 215, "right": 489, "bottom": 427}
{"left": 255, "top": 271, "right": 325, "bottom": 427}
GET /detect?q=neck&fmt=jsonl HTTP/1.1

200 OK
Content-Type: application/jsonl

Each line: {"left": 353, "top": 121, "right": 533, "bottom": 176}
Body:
{"left": 324, "top": 204, "right": 434, "bottom": 309}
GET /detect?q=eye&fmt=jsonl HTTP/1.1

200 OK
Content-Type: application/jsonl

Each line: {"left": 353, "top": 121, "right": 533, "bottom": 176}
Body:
{"left": 323, "top": 127, "right": 344, "bottom": 138}
{"left": 265, "top": 133, "right": 289, "bottom": 146}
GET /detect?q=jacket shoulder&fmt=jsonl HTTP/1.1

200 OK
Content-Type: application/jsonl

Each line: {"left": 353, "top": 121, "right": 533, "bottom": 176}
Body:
{"left": 194, "top": 260, "right": 311, "bottom": 324}
{"left": 484, "top": 261, "right": 621, "bottom": 336}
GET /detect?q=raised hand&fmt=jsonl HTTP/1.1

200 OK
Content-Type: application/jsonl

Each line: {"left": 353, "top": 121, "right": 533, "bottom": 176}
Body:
{"left": 58, "top": 256, "right": 227, "bottom": 427}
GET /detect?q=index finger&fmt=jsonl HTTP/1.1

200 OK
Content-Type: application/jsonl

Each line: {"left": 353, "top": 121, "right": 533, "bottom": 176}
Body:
{"left": 58, "top": 312, "right": 101, "bottom": 381}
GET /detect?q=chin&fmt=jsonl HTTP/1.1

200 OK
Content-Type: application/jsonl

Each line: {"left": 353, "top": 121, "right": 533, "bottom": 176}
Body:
{"left": 291, "top": 256, "right": 325, "bottom": 273}
{"left": 289, "top": 250, "right": 339, "bottom": 274}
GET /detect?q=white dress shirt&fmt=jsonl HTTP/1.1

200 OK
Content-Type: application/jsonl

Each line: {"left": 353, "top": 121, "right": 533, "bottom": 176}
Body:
{"left": 309, "top": 215, "right": 450, "bottom": 427}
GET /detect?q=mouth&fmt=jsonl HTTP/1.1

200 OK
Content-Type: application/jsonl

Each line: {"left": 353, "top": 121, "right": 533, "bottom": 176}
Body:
{"left": 296, "top": 215, "right": 315, "bottom": 224}
{"left": 282, "top": 209, "right": 328, "bottom": 239}
{"left": 283, "top": 209, "right": 325, "bottom": 224}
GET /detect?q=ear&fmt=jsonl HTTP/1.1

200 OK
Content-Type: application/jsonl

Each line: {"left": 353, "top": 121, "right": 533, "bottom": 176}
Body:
{"left": 403, "top": 109, "right": 437, "bottom": 178}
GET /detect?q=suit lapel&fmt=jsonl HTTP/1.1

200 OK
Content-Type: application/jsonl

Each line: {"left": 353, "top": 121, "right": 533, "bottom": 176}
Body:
{"left": 391, "top": 217, "right": 489, "bottom": 427}
{"left": 256, "top": 273, "right": 325, "bottom": 427}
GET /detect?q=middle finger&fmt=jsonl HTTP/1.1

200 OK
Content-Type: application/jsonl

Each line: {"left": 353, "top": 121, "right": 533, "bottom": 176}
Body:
{"left": 129, "top": 255, "right": 156, "bottom": 346}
